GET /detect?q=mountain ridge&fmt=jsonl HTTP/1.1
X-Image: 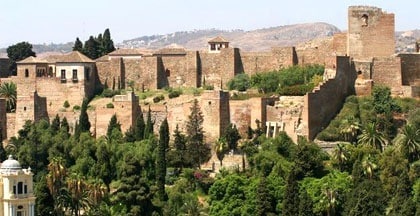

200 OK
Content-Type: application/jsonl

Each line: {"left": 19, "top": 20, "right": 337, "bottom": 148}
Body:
{"left": 1, "top": 22, "right": 419, "bottom": 57}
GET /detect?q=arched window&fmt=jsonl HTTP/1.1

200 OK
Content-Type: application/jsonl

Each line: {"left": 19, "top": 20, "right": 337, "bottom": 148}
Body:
{"left": 361, "top": 14, "right": 368, "bottom": 27}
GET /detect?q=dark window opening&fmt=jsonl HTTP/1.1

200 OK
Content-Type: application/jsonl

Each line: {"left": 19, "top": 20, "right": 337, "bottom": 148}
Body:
{"left": 361, "top": 14, "right": 368, "bottom": 26}
{"left": 17, "top": 212, "right": 22, "bottom": 216}
{"left": 49, "top": 66, "right": 53, "bottom": 77}
{"left": 72, "top": 69, "right": 78, "bottom": 82}
{"left": 24, "top": 185, "right": 27, "bottom": 194}
{"left": 61, "top": 70, "right": 66, "bottom": 83}
{"left": 85, "top": 67, "right": 90, "bottom": 81}
{"left": 13, "top": 185, "right": 16, "bottom": 194}
{"left": 18, "top": 182, "right": 23, "bottom": 194}
{"left": 23, "top": 107, "right": 26, "bottom": 111}
{"left": 210, "top": 44, "right": 216, "bottom": 51}
{"left": 25, "top": 69, "right": 29, "bottom": 77}
{"left": 166, "top": 69, "right": 170, "bottom": 77}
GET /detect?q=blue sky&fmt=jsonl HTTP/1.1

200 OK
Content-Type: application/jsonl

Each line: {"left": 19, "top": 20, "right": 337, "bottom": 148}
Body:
{"left": 1, "top": 0, "right": 418, "bottom": 47}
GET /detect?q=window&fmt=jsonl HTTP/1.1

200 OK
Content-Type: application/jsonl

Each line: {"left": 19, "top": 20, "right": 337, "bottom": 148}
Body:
{"left": 17, "top": 211, "right": 23, "bottom": 216}
{"left": 72, "top": 69, "right": 78, "bottom": 82}
{"left": 49, "top": 67, "right": 53, "bottom": 77}
{"left": 24, "top": 185, "right": 27, "bottom": 194}
{"left": 13, "top": 185, "right": 16, "bottom": 194}
{"left": 85, "top": 67, "right": 90, "bottom": 81}
{"left": 25, "top": 69, "right": 29, "bottom": 77}
{"left": 210, "top": 44, "right": 216, "bottom": 51}
{"left": 361, "top": 14, "right": 368, "bottom": 26}
{"left": 61, "top": 69, "right": 66, "bottom": 82}
{"left": 18, "top": 182, "right": 23, "bottom": 194}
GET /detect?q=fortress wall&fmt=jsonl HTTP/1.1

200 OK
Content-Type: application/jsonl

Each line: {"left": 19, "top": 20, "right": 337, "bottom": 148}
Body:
{"left": 372, "top": 57, "right": 402, "bottom": 94}
{"left": 200, "top": 91, "right": 230, "bottom": 142}
{"left": 6, "top": 113, "right": 15, "bottom": 141}
{"left": 199, "top": 48, "right": 236, "bottom": 88}
{"left": 296, "top": 37, "right": 335, "bottom": 67}
{"left": 229, "top": 100, "right": 251, "bottom": 136}
{"left": 124, "top": 57, "right": 159, "bottom": 90}
{"left": 0, "top": 59, "right": 10, "bottom": 78}
{"left": 160, "top": 51, "right": 198, "bottom": 88}
{"left": 399, "top": 54, "right": 420, "bottom": 85}
{"left": 333, "top": 32, "right": 347, "bottom": 56}
{"left": 240, "top": 47, "right": 296, "bottom": 76}
{"left": 0, "top": 99, "right": 6, "bottom": 141}
{"left": 348, "top": 6, "right": 395, "bottom": 59}
{"left": 303, "top": 56, "right": 354, "bottom": 140}
{"left": 96, "top": 58, "right": 122, "bottom": 87}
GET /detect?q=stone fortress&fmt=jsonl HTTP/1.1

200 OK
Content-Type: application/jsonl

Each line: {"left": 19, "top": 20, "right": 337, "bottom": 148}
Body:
{"left": 0, "top": 6, "right": 419, "bottom": 145}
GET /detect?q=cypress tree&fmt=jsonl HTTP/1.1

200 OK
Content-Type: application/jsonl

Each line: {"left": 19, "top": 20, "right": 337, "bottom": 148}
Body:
{"left": 256, "top": 177, "right": 274, "bottom": 216}
{"left": 60, "top": 117, "right": 69, "bottom": 135}
{"left": 72, "top": 37, "right": 83, "bottom": 52}
{"left": 102, "top": 28, "right": 116, "bottom": 55}
{"left": 125, "top": 126, "right": 136, "bottom": 142}
{"left": 185, "top": 99, "right": 209, "bottom": 169}
{"left": 82, "top": 36, "right": 100, "bottom": 59}
{"left": 50, "top": 114, "right": 60, "bottom": 134}
{"left": 135, "top": 112, "right": 145, "bottom": 141}
{"left": 144, "top": 106, "right": 154, "bottom": 139}
{"left": 157, "top": 118, "right": 169, "bottom": 201}
{"left": 107, "top": 114, "right": 121, "bottom": 139}
{"left": 172, "top": 124, "right": 187, "bottom": 169}
{"left": 282, "top": 169, "right": 300, "bottom": 216}
{"left": 224, "top": 123, "right": 241, "bottom": 150}
{"left": 77, "top": 98, "right": 91, "bottom": 139}
{"left": 112, "top": 77, "right": 116, "bottom": 90}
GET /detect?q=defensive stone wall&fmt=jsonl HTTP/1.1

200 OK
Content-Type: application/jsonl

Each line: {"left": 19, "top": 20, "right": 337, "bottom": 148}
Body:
{"left": 6, "top": 113, "right": 15, "bottom": 141}
{"left": 240, "top": 47, "right": 296, "bottom": 76}
{"left": 200, "top": 90, "right": 230, "bottom": 141}
{"left": 0, "top": 99, "right": 6, "bottom": 141}
{"left": 125, "top": 57, "right": 159, "bottom": 90}
{"left": 372, "top": 57, "right": 403, "bottom": 95}
{"left": 0, "top": 58, "right": 10, "bottom": 78}
{"left": 199, "top": 48, "right": 237, "bottom": 88}
{"left": 399, "top": 54, "right": 420, "bottom": 86}
{"left": 348, "top": 6, "right": 395, "bottom": 60}
{"left": 333, "top": 32, "right": 347, "bottom": 56}
{"left": 296, "top": 37, "right": 335, "bottom": 66}
{"left": 159, "top": 51, "right": 198, "bottom": 88}
{"left": 303, "top": 56, "right": 355, "bottom": 140}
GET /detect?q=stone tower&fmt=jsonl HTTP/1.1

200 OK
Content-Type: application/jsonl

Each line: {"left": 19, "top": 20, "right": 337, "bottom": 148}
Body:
{"left": 200, "top": 90, "right": 230, "bottom": 141}
{"left": 0, "top": 155, "right": 36, "bottom": 216}
{"left": 347, "top": 6, "right": 395, "bottom": 60}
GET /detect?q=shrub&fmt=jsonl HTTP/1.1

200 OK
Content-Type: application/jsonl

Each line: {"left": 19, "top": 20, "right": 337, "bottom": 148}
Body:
{"left": 203, "top": 85, "right": 214, "bottom": 90}
{"left": 73, "top": 105, "right": 81, "bottom": 111}
{"left": 153, "top": 95, "right": 164, "bottom": 103}
{"left": 63, "top": 101, "right": 70, "bottom": 108}
{"left": 102, "top": 89, "right": 117, "bottom": 98}
{"left": 277, "top": 83, "right": 314, "bottom": 96}
{"left": 168, "top": 89, "right": 182, "bottom": 99}
{"left": 227, "top": 73, "right": 250, "bottom": 91}
{"left": 106, "top": 103, "right": 114, "bottom": 108}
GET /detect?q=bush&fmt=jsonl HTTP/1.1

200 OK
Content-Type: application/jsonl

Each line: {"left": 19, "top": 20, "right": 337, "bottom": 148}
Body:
{"left": 63, "top": 101, "right": 70, "bottom": 108}
{"left": 73, "top": 105, "right": 81, "bottom": 111}
{"left": 106, "top": 103, "right": 114, "bottom": 108}
{"left": 153, "top": 95, "right": 164, "bottom": 103}
{"left": 102, "top": 88, "right": 116, "bottom": 98}
{"left": 203, "top": 85, "right": 214, "bottom": 90}
{"left": 227, "top": 73, "right": 250, "bottom": 91}
{"left": 168, "top": 88, "right": 182, "bottom": 99}
{"left": 277, "top": 83, "right": 314, "bottom": 96}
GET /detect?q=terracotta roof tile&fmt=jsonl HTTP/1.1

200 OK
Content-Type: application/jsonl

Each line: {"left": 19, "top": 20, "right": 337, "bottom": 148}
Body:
{"left": 109, "top": 48, "right": 152, "bottom": 56}
{"left": 208, "top": 36, "right": 229, "bottom": 43}
{"left": 55, "top": 51, "right": 94, "bottom": 63}
{"left": 17, "top": 56, "right": 47, "bottom": 64}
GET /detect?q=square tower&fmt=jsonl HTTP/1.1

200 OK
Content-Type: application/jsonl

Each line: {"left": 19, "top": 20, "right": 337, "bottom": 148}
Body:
{"left": 347, "top": 6, "right": 395, "bottom": 60}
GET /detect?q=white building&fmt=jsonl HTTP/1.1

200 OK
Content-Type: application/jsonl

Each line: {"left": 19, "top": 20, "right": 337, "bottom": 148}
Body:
{"left": 0, "top": 155, "right": 35, "bottom": 216}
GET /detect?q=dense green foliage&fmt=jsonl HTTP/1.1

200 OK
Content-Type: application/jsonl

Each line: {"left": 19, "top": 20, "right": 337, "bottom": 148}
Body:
{"left": 6, "top": 41, "right": 36, "bottom": 75}
{"left": 5, "top": 83, "right": 419, "bottom": 215}
{"left": 73, "top": 29, "right": 116, "bottom": 59}
{"left": 227, "top": 73, "right": 251, "bottom": 91}
{"left": 248, "top": 64, "right": 324, "bottom": 94}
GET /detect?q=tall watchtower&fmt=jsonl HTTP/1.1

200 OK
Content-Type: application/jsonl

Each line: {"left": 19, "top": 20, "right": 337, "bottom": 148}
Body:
{"left": 347, "top": 6, "right": 395, "bottom": 60}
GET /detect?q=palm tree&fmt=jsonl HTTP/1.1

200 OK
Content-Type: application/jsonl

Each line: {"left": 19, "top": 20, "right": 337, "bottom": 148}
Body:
{"left": 332, "top": 143, "right": 349, "bottom": 171}
{"left": 0, "top": 82, "right": 17, "bottom": 112}
{"left": 358, "top": 122, "right": 387, "bottom": 152}
{"left": 339, "top": 117, "right": 360, "bottom": 143}
{"left": 362, "top": 154, "right": 377, "bottom": 179}
{"left": 394, "top": 124, "right": 420, "bottom": 162}
{"left": 181, "top": 196, "right": 208, "bottom": 216}
{"left": 66, "top": 173, "right": 90, "bottom": 216}
{"left": 46, "top": 157, "right": 67, "bottom": 215}
{"left": 214, "top": 137, "right": 228, "bottom": 166}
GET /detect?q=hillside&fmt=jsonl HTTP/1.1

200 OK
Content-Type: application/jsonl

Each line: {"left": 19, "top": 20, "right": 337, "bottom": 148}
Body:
{"left": 1, "top": 24, "right": 419, "bottom": 56}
